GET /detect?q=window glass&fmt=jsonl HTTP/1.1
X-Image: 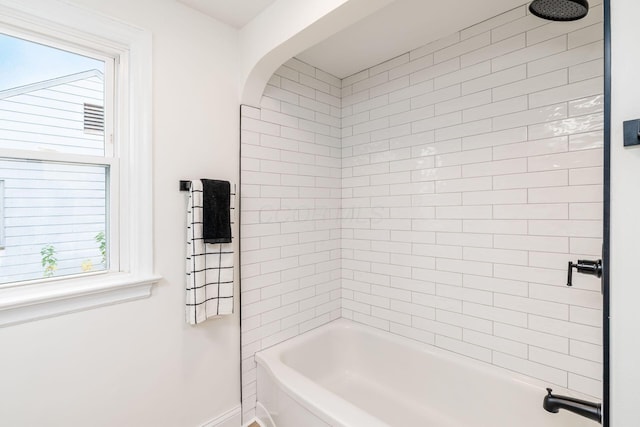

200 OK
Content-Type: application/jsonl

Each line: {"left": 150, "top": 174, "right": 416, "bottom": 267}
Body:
{"left": 0, "top": 31, "right": 111, "bottom": 285}
{"left": 0, "top": 32, "right": 106, "bottom": 156}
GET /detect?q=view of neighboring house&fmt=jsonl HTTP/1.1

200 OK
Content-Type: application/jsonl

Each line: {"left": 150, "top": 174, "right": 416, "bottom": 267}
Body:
{"left": 0, "top": 70, "right": 106, "bottom": 284}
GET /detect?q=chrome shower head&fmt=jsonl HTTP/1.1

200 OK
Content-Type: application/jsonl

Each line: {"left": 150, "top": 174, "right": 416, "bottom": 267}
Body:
{"left": 529, "top": 0, "right": 589, "bottom": 21}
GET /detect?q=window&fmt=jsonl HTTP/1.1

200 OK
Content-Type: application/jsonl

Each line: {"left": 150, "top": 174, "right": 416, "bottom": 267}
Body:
{"left": 0, "top": 0, "right": 157, "bottom": 326}
{"left": 0, "top": 33, "right": 112, "bottom": 285}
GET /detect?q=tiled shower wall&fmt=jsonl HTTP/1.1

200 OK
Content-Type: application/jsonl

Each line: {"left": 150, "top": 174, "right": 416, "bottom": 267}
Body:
{"left": 240, "top": 59, "right": 343, "bottom": 419}
{"left": 240, "top": 2, "right": 604, "bottom": 419}
{"left": 340, "top": 2, "right": 603, "bottom": 399}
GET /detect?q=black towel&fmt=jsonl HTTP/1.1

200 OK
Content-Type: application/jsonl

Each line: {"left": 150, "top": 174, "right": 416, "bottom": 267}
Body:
{"left": 201, "top": 179, "right": 232, "bottom": 244}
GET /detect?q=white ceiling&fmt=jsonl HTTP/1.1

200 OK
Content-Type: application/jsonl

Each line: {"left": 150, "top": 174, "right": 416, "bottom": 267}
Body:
{"left": 297, "top": 0, "right": 526, "bottom": 79}
{"left": 178, "top": 0, "right": 527, "bottom": 79}
{"left": 177, "top": 0, "right": 276, "bottom": 29}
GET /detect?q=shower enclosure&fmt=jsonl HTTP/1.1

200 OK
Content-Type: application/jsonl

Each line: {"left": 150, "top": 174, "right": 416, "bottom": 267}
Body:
{"left": 239, "top": 0, "right": 607, "bottom": 424}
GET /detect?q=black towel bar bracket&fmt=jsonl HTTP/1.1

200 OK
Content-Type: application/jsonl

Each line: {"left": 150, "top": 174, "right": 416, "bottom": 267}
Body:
{"left": 179, "top": 180, "right": 191, "bottom": 191}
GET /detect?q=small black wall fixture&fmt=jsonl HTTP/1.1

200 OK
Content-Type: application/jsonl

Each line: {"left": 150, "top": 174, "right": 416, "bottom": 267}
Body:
{"left": 543, "top": 388, "right": 602, "bottom": 424}
{"left": 623, "top": 119, "right": 640, "bottom": 147}
{"left": 179, "top": 180, "right": 191, "bottom": 191}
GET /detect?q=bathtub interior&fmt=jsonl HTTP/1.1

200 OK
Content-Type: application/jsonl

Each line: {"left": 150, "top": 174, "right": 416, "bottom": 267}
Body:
{"left": 261, "top": 320, "right": 596, "bottom": 427}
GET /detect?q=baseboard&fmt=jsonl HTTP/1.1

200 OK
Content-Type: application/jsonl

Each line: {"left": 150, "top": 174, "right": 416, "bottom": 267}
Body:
{"left": 200, "top": 405, "right": 242, "bottom": 427}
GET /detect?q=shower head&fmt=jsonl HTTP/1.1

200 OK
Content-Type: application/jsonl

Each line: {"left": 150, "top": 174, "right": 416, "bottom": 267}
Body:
{"left": 529, "top": 0, "right": 589, "bottom": 21}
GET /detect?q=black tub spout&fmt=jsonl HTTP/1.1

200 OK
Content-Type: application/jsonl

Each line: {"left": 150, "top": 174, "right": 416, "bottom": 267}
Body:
{"left": 543, "top": 388, "right": 602, "bottom": 424}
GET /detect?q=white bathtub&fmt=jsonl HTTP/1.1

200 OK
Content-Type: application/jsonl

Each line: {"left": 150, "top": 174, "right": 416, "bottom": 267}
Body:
{"left": 255, "top": 319, "right": 597, "bottom": 427}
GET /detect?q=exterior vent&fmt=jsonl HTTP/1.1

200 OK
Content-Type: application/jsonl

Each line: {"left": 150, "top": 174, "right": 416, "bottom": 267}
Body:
{"left": 83, "top": 103, "right": 104, "bottom": 133}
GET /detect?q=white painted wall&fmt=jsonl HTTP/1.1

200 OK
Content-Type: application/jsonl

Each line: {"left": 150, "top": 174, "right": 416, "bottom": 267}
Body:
{"left": 0, "top": 1, "right": 242, "bottom": 426}
{"left": 610, "top": 0, "right": 640, "bottom": 425}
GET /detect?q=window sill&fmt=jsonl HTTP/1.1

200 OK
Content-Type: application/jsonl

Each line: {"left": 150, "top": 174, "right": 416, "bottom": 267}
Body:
{"left": 0, "top": 273, "right": 162, "bottom": 327}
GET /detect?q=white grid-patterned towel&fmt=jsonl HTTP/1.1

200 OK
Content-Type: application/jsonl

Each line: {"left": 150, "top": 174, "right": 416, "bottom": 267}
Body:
{"left": 185, "top": 180, "right": 235, "bottom": 324}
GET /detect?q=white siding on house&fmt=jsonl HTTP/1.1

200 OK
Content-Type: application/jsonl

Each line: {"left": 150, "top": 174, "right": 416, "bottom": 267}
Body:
{"left": 0, "top": 71, "right": 106, "bottom": 284}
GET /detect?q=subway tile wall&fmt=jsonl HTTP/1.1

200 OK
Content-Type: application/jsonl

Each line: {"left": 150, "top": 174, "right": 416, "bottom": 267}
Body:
{"left": 241, "top": 2, "right": 603, "bottom": 419}
{"left": 240, "top": 58, "right": 343, "bottom": 419}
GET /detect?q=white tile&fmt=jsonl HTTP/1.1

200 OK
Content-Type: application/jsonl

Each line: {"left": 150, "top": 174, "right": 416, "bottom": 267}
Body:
{"left": 464, "top": 247, "right": 528, "bottom": 266}
{"left": 494, "top": 234, "right": 569, "bottom": 253}
{"left": 570, "top": 59, "right": 604, "bottom": 83}
{"left": 390, "top": 322, "right": 435, "bottom": 344}
{"left": 436, "top": 310, "right": 492, "bottom": 333}
{"left": 494, "top": 70, "right": 567, "bottom": 102}
{"left": 528, "top": 41, "right": 603, "bottom": 77}
{"left": 388, "top": 53, "right": 434, "bottom": 80}
{"left": 436, "top": 258, "right": 493, "bottom": 277}
{"left": 528, "top": 113, "right": 604, "bottom": 140}
{"left": 462, "top": 127, "right": 528, "bottom": 150}
{"left": 434, "top": 61, "right": 492, "bottom": 90}
{"left": 434, "top": 32, "right": 491, "bottom": 64}
{"left": 491, "top": 13, "right": 545, "bottom": 43}
{"left": 436, "top": 335, "right": 492, "bottom": 362}
{"left": 493, "top": 170, "right": 568, "bottom": 190}
{"left": 463, "top": 96, "right": 527, "bottom": 122}
{"left": 530, "top": 347, "right": 600, "bottom": 380}
{"left": 569, "top": 132, "right": 604, "bottom": 151}
{"left": 493, "top": 352, "right": 567, "bottom": 387}
{"left": 493, "top": 35, "right": 567, "bottom": 72}
{"left": 530, "top": 77, "right": 602, "bottom": 108}
{"left": 436, "top": 232, "right": 493, "bottom": 248}
{"left": 462, "top": 158, "right": 527, "bottom": 178}
{"left": 528, "top": 185, "right": 602, "bottom": 203}
{"left": 529, "top": 283, "right": 602, "bottom": 310}
{"left": 463, "top": 189, "right": 528, "bottom": 205}
{"left": 413, "top": 316, "right": 462, "bottom": 339}
{"left": 494, "top": 293, "right": 568, "bottom": 320}
{"left": 463, "top": 329, "right": 528, "bottom": 358}
{"left": 436, "top": 177, "right": 493, "bottom": 193}
{"left": 529, "top": 315, "right": 601, "bottom": 344}
{"left": 462, "top": 64, "right": 526, "bottom": 95}
{"left": 411, "top": 32, "right": 460, "bottom": 60}
{"left": 493, "top": 136, "right": 568, "bottom": 161}
{"left": 569, "top": 374, "right": 602, "bottom": 399}
{"left": 569, "top": 95, "right": 604, "bottom": 118}
{"left": 411, "top": 58, "right": 461, "bottom": 85}
{"left": 461, "top": 34, "right": 525, "bottom": 68}
{"left": 494, "top": 203, "right": 568, "bottom": 220}
{"left": 494, "top": 264, "right": 564, "bottom": 287}
{"left": 463, "top": 302, "right": 527, "bottom": 327}
{"left": 570, "top": 306, "right": 602, "bottom": 327}
{"left": 463, "top": 219, "right": 527, "bottom": 235}
{"left": 570, "top": 340, "right": 602, "bottom": 363}
{"left": 495, "top": 323, "right": 568, "bottom": 353}
{"left": 463, "top": 274, "right": 528, "bottom": 297}
{"left": 411, "top": 85, "right": 461, "bottom": 109}
{"left": 436, "top": 148, "right": 491, "bottom": 167}
{"left": 435, "top": 90, "right": 491, "bottom": 116}
{"left": 493, "top": 104, "right": 568, "bottom": 131}
{"left": 352, "top": 71, "right": 388, "bottom": 94}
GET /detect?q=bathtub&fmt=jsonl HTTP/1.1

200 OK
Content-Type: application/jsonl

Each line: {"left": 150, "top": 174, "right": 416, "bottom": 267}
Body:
{"left": 255, "top": 319, "right": 597, "bottom": 427}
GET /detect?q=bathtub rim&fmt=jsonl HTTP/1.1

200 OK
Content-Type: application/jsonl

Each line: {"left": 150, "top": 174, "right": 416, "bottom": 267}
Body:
{"left": 255, "top": 318, "right": 596, "bottom": 427}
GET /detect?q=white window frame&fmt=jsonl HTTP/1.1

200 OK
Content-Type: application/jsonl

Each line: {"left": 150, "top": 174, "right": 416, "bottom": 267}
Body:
{"left": 0, "top": 0, "right": 159, "bottom": 327}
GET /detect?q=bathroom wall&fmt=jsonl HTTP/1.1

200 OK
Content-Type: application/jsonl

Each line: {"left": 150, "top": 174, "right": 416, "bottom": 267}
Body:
{"left": 240, "top": 59, "right": 343, "bottom": 419}
{"left": 0, "top": 1, "right": 242, "bottom": 426}
{"left": 340, "top": 2, "right": 604, "bottom": 398}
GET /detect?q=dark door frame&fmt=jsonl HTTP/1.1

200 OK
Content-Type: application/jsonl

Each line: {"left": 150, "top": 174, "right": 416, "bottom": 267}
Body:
{"left": 603, "top": 0, "right": 611, "bottom": 425}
